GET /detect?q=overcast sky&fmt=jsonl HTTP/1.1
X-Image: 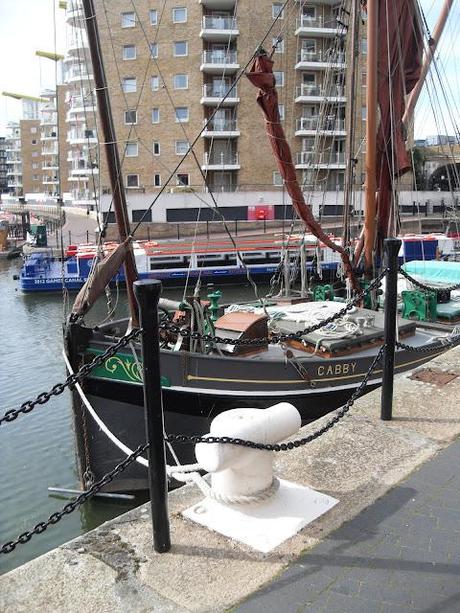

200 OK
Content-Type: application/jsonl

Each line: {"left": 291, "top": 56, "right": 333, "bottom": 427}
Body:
{"left": 0, "top": 0, "right": 458, "bottom": 138}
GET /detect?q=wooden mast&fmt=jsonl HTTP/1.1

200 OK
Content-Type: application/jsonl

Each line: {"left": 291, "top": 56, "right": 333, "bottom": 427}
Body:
{"left": 403, "top": 0, "right": 454, "bottom": 127}
{"left": 363, "top": 0, "right": 378, "bottom": 274}
{"left": 81, "top": 0, "right": 139, "bottom": 326}
{"left": 342, "top": 0, "right": 360, "bottom": 249}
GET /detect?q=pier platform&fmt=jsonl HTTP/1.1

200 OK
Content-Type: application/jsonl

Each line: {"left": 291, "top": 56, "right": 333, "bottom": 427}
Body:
{"left": 1, "top": 346, "right": 459, "bottom": 612}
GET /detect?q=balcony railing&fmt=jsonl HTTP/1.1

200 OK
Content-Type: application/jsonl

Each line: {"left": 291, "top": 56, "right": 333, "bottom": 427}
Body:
{"left": 296, "top": 16, "right": 338, "bottom": 29}
{"left": 296, "top": 117, "right": 346, "bottom": 132}
{"left": 297, "top": 50, "right": 346, "bottom": 64}
{"left": 202, "top": 83, "right": 238, "bottom": 98}
{"left": 204, "top": 151, "right": 239, "bottom": 165}
{"left": 202, "top": 16, "right": 237, "bottom": 30}
{"left": 296, "top": 84, "right": 345, "bottom": 98}
{"left": 202, "top": 50, "right": 238, "bottom": 64}
{"left": 296, "top": 151, "right": 346, "bottom": 165}
{"left": 67, "top": 129, "right": 97, "bottom": 141}
{"left": 205, "top": 118, "right": 238, "bottom": 131}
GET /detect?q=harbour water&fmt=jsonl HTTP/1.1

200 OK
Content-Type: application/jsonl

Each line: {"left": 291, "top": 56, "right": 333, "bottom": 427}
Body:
{"left": 0, "top": 258, "right": 266, "bottom": 575}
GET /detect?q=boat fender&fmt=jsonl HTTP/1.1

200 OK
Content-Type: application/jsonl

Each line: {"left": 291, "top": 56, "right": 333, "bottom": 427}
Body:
{"left": 195, "top": 402, "right": 300, "bottom": 499}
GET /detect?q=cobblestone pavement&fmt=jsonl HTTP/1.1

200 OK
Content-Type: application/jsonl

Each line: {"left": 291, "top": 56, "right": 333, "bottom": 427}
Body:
{"left": 235, "top": 439, "right": 460, "bottom": 613}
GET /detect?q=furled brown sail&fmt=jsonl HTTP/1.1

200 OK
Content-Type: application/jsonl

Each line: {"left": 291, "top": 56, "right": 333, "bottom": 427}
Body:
{"left": 246, "top": 52, "right": 359, "bottom": 291}
{"left": 71, "top": 240, "right": 129, "bottom": 319}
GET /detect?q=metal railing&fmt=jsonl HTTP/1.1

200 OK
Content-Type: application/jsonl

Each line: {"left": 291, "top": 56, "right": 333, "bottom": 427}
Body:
{"left": 296, "top": 84, "right": 345, "bottom": 98}
{"left": 202, "top": 15, "right": 237, "bottom": 30}
{"left": 204, "top": 118, "right": 238, "bottom": 131}
{"left": 202, "top": 83, "right": 238, "bottom": 98}
{"left": 296, "top": 117, "right": 346, "bottom": 132}
{"left": 297, "top": 49, "right": 346, "bottom": 64}
{"left": 203, "top": 151, "right": 239, "bottom": 165}
{"left": 296, "top": 16, "right": 338, "bottom": 29}
{"left": 296, "top": 151, "right": 346, "bottom": 165}
{"left": 202, "top": 50, "right": 238, "bottom": 64}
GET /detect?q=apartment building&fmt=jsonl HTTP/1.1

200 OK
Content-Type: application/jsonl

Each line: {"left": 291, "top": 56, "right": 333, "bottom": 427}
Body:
{"left": 5, "top": 123, "right": 23, "bottom": 197}
{"left": 64, "top": 2, "right": 99, "bottom": 208}
{"left": 69, "top": 0, "right": 366, "bottom": 221}
{"left": 0, "top": 138, "right": 8, "bottom": 193}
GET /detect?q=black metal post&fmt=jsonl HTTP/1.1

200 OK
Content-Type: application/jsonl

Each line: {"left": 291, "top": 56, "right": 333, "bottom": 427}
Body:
{"left": 133, "top": 279, "right": 171, "bottom": 553}
{"left": 68, "top": 230, "right": 72, "bottom": 244}
{"left": 381, "top": 237, "right": 402, "bottom": 421}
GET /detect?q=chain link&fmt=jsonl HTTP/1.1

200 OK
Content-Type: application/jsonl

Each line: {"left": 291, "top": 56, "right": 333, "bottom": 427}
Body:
{"left": 399, "top": 267, "right": 460, "bottom": 293}
{"left": 160, "top": 269, "right": 388, "bottom": 347}
{"left": 396, "top": 334, "right": 460, "bottom": 353}
{"left": 0, "top": 443, "right": 148, "bottom": 555}
{"left": 0, "top": 328, "right": 142, "bottom": 427}
{"left": 166, "top": 344, "right": 386, "bottom": 451}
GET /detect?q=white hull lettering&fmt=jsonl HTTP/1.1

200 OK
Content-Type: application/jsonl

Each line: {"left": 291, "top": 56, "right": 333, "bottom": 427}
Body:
{"left": 317, "top": 362, "right": 357, "bottom": 377}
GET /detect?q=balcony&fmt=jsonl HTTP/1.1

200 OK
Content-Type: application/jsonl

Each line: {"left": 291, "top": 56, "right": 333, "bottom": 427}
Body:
{"left": 66, "top": 3, "right": 84, "bottom": 25}
{"left": 295, "top": 16, "right": 341, "bottom": 37}
{"left": 202, "top": 151, "right": 240, "bottom": 170}
{"left": 200, "top": 16, "right": 238, "bottom": 41}
{"left": 200, "top": 50, "right": 239, "bottom": 74}
{"left": 295, "top": 116, "right": 346, "bottom": 136}
{"left": 295, "top": 84, "right": 346, "bottom": 104}
{"left": 42, "top": 144, "right": 59, "bottom": 155}
{"left": 202, "top": 118, "right": 240, "bottom": 138}
{"left": 67, "top": 129, "right": 97, "bottom": 145}
{"left": 201, "top": 83, "right": 239, "bottom": 106}
{"left": 70, "top": 161, "right": 99, "bottom": 176}
{"left": 67, "top": 32, "right": 89, "bottom": 56}
{"left": 42, "top": 162, "right": 59, "bottom": 170}
{"left": 41, "top": 131, "right": 58, "bottom": 141}
{"left": 43, "top": 177, "right": 59, "bottom": 185}
{"left": 295, "top": 50, "right": 346, "bottom": 71}
{"left": 65, "top": 67, "right": 94, "bottom": 84}
{"left": 295, "top": 151, "right": 346, "bottom": 169}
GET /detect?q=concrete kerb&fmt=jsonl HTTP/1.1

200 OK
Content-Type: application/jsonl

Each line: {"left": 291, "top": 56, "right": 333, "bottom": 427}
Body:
{"left": 0, "top": 346, "right": 459, "bottom": 613}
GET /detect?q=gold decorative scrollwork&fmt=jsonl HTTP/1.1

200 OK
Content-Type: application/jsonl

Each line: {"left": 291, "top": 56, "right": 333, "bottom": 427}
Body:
{"left": 104, "top": 356, "right": 143, "bottom": 383}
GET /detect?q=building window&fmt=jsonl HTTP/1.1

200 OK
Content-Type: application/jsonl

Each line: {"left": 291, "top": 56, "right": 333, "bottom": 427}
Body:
{"left": 272, "top": 3, "right": 284, "bottom": 19}
{"left": 31, "top": 139, "right": 37, "bottom": 144}
{"left": 279, "top": 104, "right": 285, "bottom": 120}
{"left": 150, "top": 9, "right": 158, "bottom": 25}
{"left": 272, "top": 37, "right": 284, "bottom": 53}
{"left": 172, "top": 7, "right": 187, "bottom": 23}
{"left": 124, "top": 109, "right": 137, "bottom": 124}
{"left": 123, "top": 45, "right": 136, "bottom": 60}
{"left": 361, "top": 107, "right": 367, "bottom": 120}
{"left": 152, "top": 108, "right": 160, "bottom": 123}
{"left": 273, "top": 171, "right": 283, "bottom": 186}
{"left": 176, "top": 173, "right": 189, "bottom": 186}
{"left": 125, "top": 142, "right": 138, "bottom": 157}
{"left": 32, "top": 174, "right": 40, "bottom": 181}
{"left": 153, "top": 141, "right": 160, "bottom": 155}
{"left": 30, "top": 127, "right": 37, "bottom": 134}
{"left": 122, "top": 77, "right": 137, "bottom": 93}
{"left": 121, "top": 12, "right": 136, "bottom": 28}
{"left": 173, "top": 41, "right": 188, "bottom": 57}
{"left": 31, "top": 152, "right": 38, "bottom": 157}
{"left": 32, "top": 163, "right": 39, "bottom": 169}
{"left": 154, "top": 173, "right": 161, "bottom": 187}
{"left": 175, "top": 107, "right": 189, "bottom": 122}
{"left": 151, "top": 75, "right": 160, "bottom": 91}
{"left": 274, "top": 71, "right": 284, "bottom": 86}
{"left": 150, "top": 43, "right": 158, "bottom": 58}
{"left": 126, "top": 174, "right": 139, "bottom": 187}
{"left": 173, "top": 74, "right": 188, "bottom": 89}
{"left": 361, "top": 39, "right": 367, "bottom": 55}
{"left": 175, "top": 140, "right": 189, "bottom": 155}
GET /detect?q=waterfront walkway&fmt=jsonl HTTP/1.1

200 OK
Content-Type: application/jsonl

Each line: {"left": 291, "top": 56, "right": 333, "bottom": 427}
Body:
{"left": 236, "top": 438, "right": 460, "bottom": 612}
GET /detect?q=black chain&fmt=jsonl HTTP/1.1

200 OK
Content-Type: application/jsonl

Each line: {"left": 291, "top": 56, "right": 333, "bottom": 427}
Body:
{"left": 396, "top": 334, "right": 460, "bottom": 353}
{"left": 399, "top": 267, "right": 460, "bottom": 293}
{"left": 0, "top": 328, "right": 142, "bottom": 426}
{"left": 166, "top": 344, "right": 386, "bottom": 451}
{"left": 160, "top": 269, "right": 388, "bottom": 347}
{"left": 0, "top": 443, "right": 148, "bottom": 555}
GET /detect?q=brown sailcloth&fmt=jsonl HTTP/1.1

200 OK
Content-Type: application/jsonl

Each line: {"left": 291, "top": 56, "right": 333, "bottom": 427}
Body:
{"left": 71, "top": 240, "right": 129, "bottom": 318}
{"left": 374, "top": 0, "right": 422, "bottom": 244}
{"left": 246, "top": 52, "right": 359, "bottom": 291}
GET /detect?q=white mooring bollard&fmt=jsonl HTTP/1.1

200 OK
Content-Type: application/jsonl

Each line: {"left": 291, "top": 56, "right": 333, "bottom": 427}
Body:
{"left": 195, "top": 402, "right": 301, "bottom": 501}
{"left": 183, "top": 403, "right": 339, "bottom": 553}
